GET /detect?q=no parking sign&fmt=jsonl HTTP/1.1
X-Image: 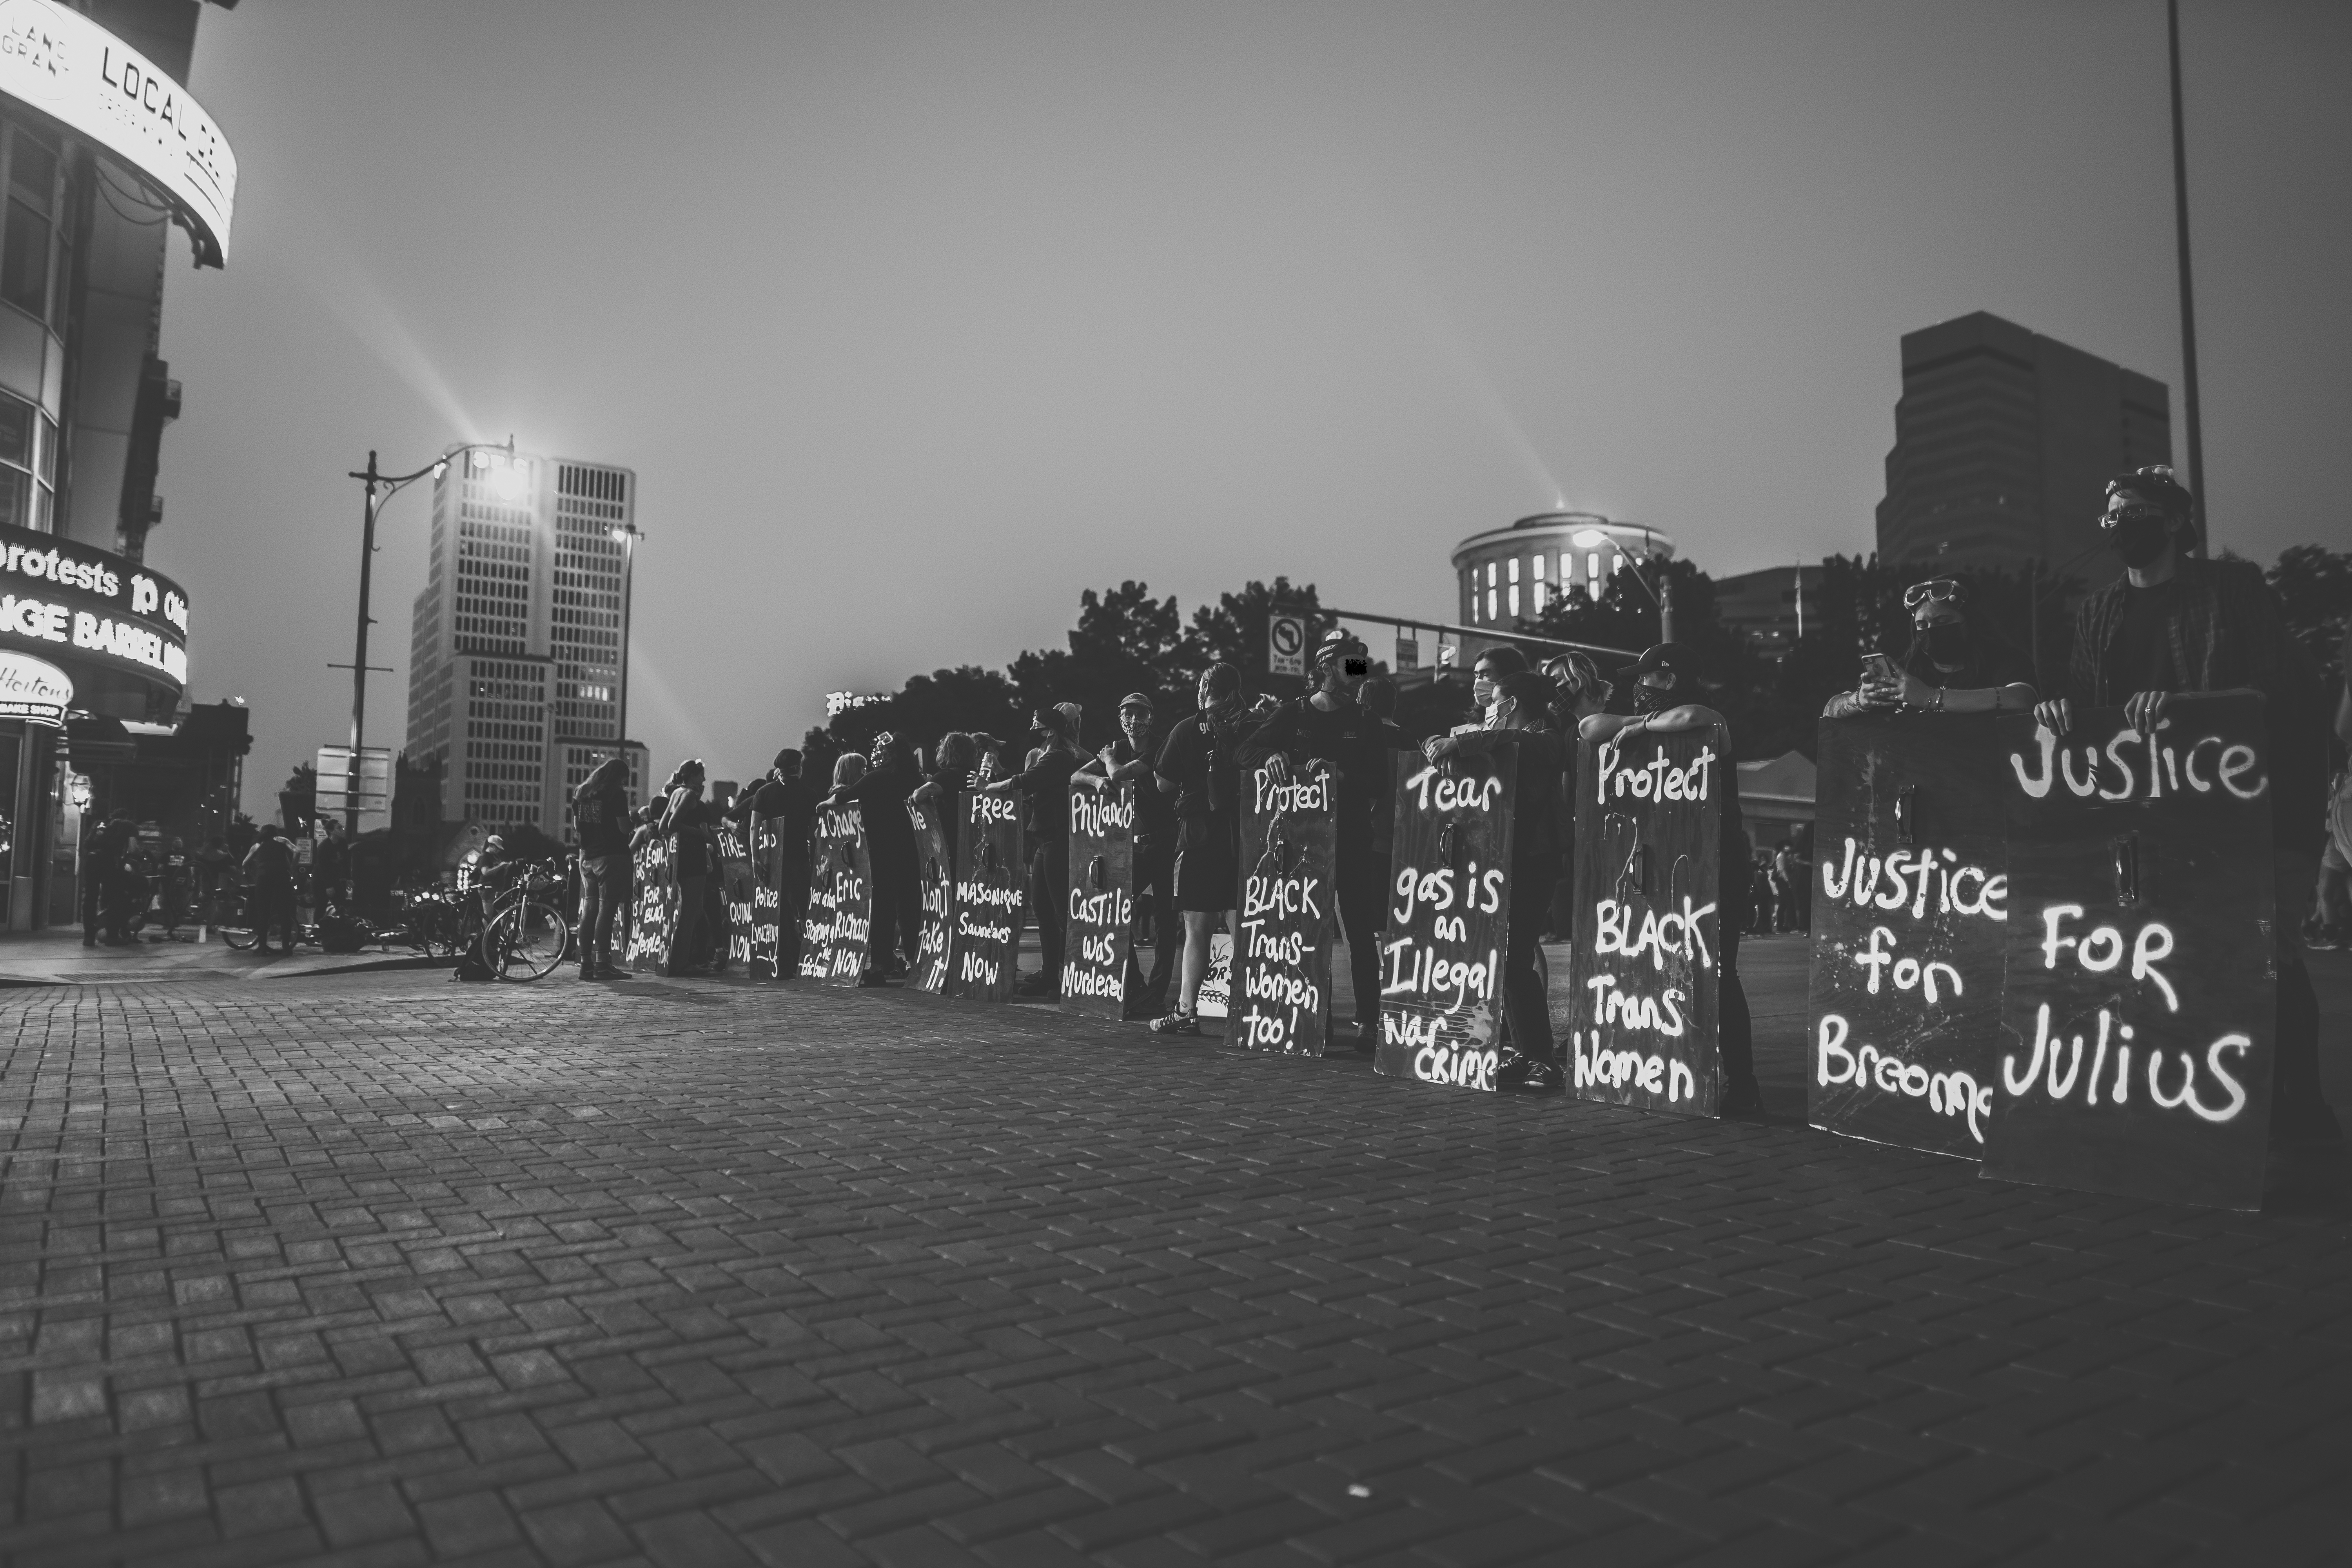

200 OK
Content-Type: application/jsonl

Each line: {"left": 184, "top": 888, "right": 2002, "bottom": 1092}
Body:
{"left": 1268, "top": 612, "right": 1306, "bottom": 677}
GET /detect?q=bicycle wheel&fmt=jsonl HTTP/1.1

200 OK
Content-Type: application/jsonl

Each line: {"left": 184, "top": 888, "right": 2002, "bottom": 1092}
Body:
{"left": 217, "top": 892, "right": 257, "bottom": 951}
{"left": 492, "top": 898, "right": 570, "bottom": 981}
{"left": 417, "top": 904, "right": 462, "bottom": 958}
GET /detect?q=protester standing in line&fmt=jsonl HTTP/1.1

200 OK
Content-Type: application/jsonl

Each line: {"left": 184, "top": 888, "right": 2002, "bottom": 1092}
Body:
{"left": 1423, "top": 671, "right": 1574, "bottom": 1092}
{"left": 1078, "top": 694, "right": 1179, "bottom": 1019}
{"left": 856, "top": 732, "right": 924, "bottom": 980}
{"left": 726, "top": 748, "right": 815, "bottom": 971}
{"left": 1582, "top": 643, "right": 1765, "bottom": 1116}
{"left": 1149, "top": 664, "right": 1249, "bottom": 1036}
{"left": 1241, "top": 632, "right": 1397, "bottom": 1047}
{"left": 243, "top": 824, "right": 299, "bottom": 957}
{"left": 1453, "top": 644, "right": 1530, "bottom": 736}
{"left": 912, "top": 732, "right": 978, "bottom": 866}
{"left": 2033, "top": 466, "right": 2338, "bottom": 1151}
{"left": 1826, "top": 575, "right": 2037, "bottom": 719}
{"left": 983, "top": 707, "right": 1087, "bottom": 999}
{"left": 1537, "top": 652, "right": 1613, "bottom": 940}
{"left": 571, "top": 753, "right": 635, "bottom": 980}
{"left": 657, "top": 760, "right": 716, "bottom": 977}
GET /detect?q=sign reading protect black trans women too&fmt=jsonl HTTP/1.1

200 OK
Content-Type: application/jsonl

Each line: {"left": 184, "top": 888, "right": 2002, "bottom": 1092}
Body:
{"left": 798, "top": 804, "right": 871, "bottom": 986}
{"left": 1376, "top": 751, "right": 1515, "bottom": 1092}
{"left": 1061, "top": 781, "right": 1136, "bottom": 1018}
{"left": 1235, "top": 764, "right": 1336, "bottom": 1056}
{"left": 1981, "top": 697, "right": 2277, "bottom": 1211}
{"left": 1566, "top": 724, "right": 1726, "bottom": 1118}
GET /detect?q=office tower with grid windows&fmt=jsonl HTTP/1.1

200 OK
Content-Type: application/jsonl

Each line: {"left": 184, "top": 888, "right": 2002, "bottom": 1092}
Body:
{"left": 404, "top": 447, "right": 645, "bottom": 837}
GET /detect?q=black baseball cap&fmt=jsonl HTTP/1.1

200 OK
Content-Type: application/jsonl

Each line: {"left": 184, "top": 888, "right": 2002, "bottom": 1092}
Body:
{"left": 1617, "top": 642, "right": 1699, "bottom": 681}
{"left": 1117, "top": 691, "right": 1154, "bottom": 715}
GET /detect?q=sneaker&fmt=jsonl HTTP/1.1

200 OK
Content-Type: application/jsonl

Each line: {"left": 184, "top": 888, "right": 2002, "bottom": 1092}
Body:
{"left": 1013, "top": 971, "right": 1057, "bottom": 997}
{"left": 2304, "top": 920, "right": 2346, "bottom": 953}
{"left": 1510, "top": 1060, "right": 1564, "bottom": 1094}
{"left": 1149, "top": 1011, "right": 1201, "bottom": 1036}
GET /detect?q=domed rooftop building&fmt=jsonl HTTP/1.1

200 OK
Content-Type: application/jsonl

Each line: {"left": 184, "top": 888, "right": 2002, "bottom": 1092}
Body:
{"left": 1450, "top": 513, "right": 1674, "bottom": 629}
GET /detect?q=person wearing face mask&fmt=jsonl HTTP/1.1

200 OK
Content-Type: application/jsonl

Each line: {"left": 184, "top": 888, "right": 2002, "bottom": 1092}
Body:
{"left": 1581, "top": 644, "right": 1764, "bottom": 1116}
{"left": 1078, "top": 693, "right": 1180, "bottom": 1018}
{"left": 855, "top": 732, "right": 924, "bottom": 982}
{"left": 1454, "top": 644, "right": 1532, "bottom": 735}
{"left": 2034, "top": 466, "right": 2337, "bottom": 1155}
{"left": 1239, "top": 631, "right": 1401, "bottom": 1047}
{"left": 1827, "top": 578, "right": 2036, "bottom": 719}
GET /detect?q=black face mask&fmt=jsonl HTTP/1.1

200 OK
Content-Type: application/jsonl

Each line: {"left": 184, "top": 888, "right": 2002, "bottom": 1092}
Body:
{"left": 2107, "top": 517, "right": 2173, "bottom": 570}
{"left": 1920, "top": 621, "right": 1971, "bottom": 666}
{"left": 1632, "top": 681, "right": 1676, "bottom": 715}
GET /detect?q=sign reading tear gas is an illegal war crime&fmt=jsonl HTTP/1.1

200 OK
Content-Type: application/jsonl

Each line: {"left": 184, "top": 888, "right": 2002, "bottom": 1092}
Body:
{"left": 799, "top": 804, "right": 872, "bottom": 986}
{"left": 949, "top": 790, "right": 1024, "bottom": 1002}
{"left": 625, "top": 833, "right": 673, "bottom": 974}
{"left": 907, "top": 797, "right": 956, "bottom": 995}
{"left": 1235, "top": 763, "right": 1336, "bottom": 1056}
{"left": 1061, "top": 780, "right": 1137, "bottom": 1018}
{"left": 747, "top": 815, "right": 789, "bottom": 980}
{"left": 1807, "top": 715, "right": 2011, "bottom": 1158}
{"left": 1376, "top": 750, "right": 1516, "bottom": 1092}
{"left": 1566, "top": 724, "right": 1726, "bottom": 1117}
{"left": 1980, "top": 697, "right": 2278, "bottom": 1211}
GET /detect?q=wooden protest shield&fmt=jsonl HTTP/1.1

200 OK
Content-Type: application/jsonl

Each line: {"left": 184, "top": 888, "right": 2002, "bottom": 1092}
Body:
{"left": 1980, "top": 698, "right": 2277, "bottom": 1210}
{"left": 1377, "top": 750, "right": 1515, "bottom": 1092}
{"left": 1806, "top": 714, "right": 2013, "bottom": 1158}
{"left": 747, "top": 816, "right": 786, "bottom": 980}
{"left": 798, "top": 803, "right": 871, "bottom": 986}
{"left": 907, "top": 799, "right": 956, "bottom": 995}
{"left": 625, "top": 836, "right": 673, "bottom": 974}
{"left": 949, "top": 793, "right": 1024, "bottom": 1001}
{"left": 1061, "top": 781, "right": 1137, "bottom": 1017}
{"left": 718, "top": 816, "right": 756, "bottom": 971}
{"left": 1234, "top": 763, "right": 1336, "bottom": 1055}
{"left": 1566, "top": 724, "right": 1726, "bottom": 1117}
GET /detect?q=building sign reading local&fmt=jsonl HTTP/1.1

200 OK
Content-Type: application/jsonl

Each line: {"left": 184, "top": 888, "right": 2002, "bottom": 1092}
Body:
{"left": 0, "top": 648, "right": 70, "bottom": 724}
{"left": 0, "top": 524, "right": 189, "bottom": 693}
{"left": 0, "top": 0, "right": 238, "bottom": 265}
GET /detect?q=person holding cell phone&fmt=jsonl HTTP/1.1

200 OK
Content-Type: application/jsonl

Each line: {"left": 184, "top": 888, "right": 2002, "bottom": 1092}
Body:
{"left": 1823, "top": 576, "right": 2036, "bottom": 719}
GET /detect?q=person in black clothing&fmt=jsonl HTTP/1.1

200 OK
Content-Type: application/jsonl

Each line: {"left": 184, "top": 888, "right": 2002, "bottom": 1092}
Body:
{"left": 1240, "top": 631, "right": 1412, "bottom": 1047}
{"left": 1150, "top": 664, "right": 1250, "bottom": 1034}
{"left": 1424, "top": 671, "right": 1573, "bottom": 1091}
{"left": 313, "top": 820, "right": 351, "bottom": 915}
{"left": 572, "top": 753, "right": 636, "bottom": 979}
{"left": 733, "top": 749, "right": 817, "bottom": 971}
{"left": 856, "top": 732, "right": 924, "bottom": 980}
{"left": 981, "top": 708, "right": 1087, "bottom": 998}
{"left": 1581, "top": 643, "right": 1764, "bottom": 1115}
{"left": 911, "top": 732, "right": 978, "bottom": 865}
{"left": 2034, "top": 466, "right": 2338, "bottom": 1151}
{"left": 81, "top": 813, "right": 132, "bottom": 946}
{"left": 1079, "top": 693, "right": 1179, "bottom": 1018}
{"left": 658, "top": 760, "right": 716, "bottom": 976}
{"left": 243, "top": 824, "right": 300, "bottom": 957}
{"left": 1826, "top": 576, "right": 2037, "bottom": 719}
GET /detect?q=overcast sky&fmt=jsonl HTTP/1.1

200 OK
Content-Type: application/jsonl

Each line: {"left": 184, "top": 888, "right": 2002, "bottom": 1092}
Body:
{"left": 149, "top": 0, "right": 2350, "bottom": 805}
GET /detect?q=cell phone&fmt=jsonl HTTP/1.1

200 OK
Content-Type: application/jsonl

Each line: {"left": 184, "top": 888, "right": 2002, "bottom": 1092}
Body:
{"left": 1341, "top": 655, "right": 1372, "bottom": 678}
{"left": 1860, "top": 653, "right": 1897, "bottom": 684}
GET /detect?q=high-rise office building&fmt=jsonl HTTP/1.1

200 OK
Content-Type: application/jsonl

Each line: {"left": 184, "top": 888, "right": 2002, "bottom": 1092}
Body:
{"left": 1875, "top": 312, "right": 2173, "bottom": 571}
{"left": 404, "top": 446, "right": 645, "bottom": 837}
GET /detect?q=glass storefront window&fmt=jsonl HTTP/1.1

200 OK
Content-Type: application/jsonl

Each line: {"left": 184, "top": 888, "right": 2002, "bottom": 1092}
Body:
{"left": 0, "top": 122, "right": 67, "bottom": 330}
{"left": 0, "top": 390, "right": 47, "bottom": 532}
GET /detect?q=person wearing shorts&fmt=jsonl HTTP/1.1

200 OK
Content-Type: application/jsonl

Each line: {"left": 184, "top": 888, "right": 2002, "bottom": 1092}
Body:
{"left": 1151, "top": 664, "right": 1247, "bottom": 1035}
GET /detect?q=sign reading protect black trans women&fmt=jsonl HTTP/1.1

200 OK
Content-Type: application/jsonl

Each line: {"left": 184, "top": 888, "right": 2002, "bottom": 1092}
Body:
{"left": 949, "top": 792, "right": 1024, "bottom": 1002}
{"left": 1807, "top": 715, "right": 2012, "bottom": 1158}
{"left": 907, "top": 798, "right": 956, "bottom": 995}
{"left": 1376, "top": 751, "right": 1515, "bottom": 1091}
{"left": 1980, "top": 698, "right": 2277, "bottom": 1211}
{"left": 1061, "top": 781, "right": 1136, "bottom": 1018}
{"left": 798, "top": 803, "right": 871, "bottom": 986}
{"left": 1235, "top": 764, "right": 1336, "bottom": 1056}
{"left": 1566, "top": 724, "right": 1726, "bottom": 1118}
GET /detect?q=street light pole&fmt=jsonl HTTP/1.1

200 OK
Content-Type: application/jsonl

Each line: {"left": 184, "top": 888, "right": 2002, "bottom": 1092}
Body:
{"left": 2168, "top": 0, "right": 2207, "bottom": 552}
{"left": 612, "top": 522, "right": 642, "bottom": 782}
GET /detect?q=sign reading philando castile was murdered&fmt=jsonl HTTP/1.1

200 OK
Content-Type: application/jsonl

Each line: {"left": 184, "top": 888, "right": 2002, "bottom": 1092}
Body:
{"left": 1235, "top": 764, "right": 1336, "bottom": 1056}
{"left": 1566, "top": 725, "right": 1726, "bottom": 1118}
{"left": 1807, "top": 715, "right": 2011, "bottom": 1159}
{"left": 0, "top": 0, "right": 238, "bottom": 263}
{"left": 948, "top": 792, "right": 1023, "bottom": 1002}
{"left": 1376, "top": 751, "right": 1516, "bottom": 1093}
{"left": 1061, "top": 781, "right": 1136, "bottom": 1019}
{"left": 1981, "top": 698, "right": 2278, "bottom": 1212}
{"left": 907, "top": 798, "right": 955, "bottom": 995}
{"left": 799, "top": 803, "right": 871, "bottom": 986}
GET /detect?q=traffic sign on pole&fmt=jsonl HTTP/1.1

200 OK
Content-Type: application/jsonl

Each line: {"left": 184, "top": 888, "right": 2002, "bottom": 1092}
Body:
{"left": 1267, "top": 612, "right": 1306, "bottom": 678}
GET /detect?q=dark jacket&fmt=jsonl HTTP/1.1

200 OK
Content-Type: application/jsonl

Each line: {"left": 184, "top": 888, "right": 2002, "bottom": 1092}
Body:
{"left": 1237, "top": 695, "right": 1401, "bottom": 852}
{"left": 1447, "top": 726, "right": 1572, "bottom": 876}
{"left": 574, "top": 777, "right": 633, "bottom": 858}
{"left": 855, "top": 759, "right": 922, "bottom": 867}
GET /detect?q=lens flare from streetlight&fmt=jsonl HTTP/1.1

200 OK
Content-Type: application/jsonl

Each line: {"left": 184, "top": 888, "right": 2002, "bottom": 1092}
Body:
{"left": 489, "top": 457, "right": 527, "bottom": 501}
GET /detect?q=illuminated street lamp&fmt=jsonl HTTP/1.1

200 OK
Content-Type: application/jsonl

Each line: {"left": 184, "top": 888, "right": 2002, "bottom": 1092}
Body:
{"left": 609, "top": 521, "right": 644, "bottom": 771}
{"left": 339, "top": 438, "right": 515, "bottom": 833}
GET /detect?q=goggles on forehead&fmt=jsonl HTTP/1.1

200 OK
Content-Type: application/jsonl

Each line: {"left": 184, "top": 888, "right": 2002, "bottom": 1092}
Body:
{"left": 1902, "top": 578, "right": 1963, "bottom": 609}
{"left": 2102, "top": 504, "right": 2171, "bottom": 530}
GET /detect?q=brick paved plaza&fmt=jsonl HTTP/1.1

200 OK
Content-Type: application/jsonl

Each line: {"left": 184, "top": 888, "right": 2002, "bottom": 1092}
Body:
{"left": 3, "top": 953, "right": 2348, "bottom": 1566}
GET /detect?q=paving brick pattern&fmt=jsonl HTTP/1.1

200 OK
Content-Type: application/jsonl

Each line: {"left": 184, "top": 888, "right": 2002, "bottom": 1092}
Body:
{"left": 2, "top": 971, "right": 2347, "bottom": 1566}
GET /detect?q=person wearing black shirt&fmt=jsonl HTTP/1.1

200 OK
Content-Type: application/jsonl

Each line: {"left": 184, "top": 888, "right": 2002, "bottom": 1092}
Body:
{"left": 1240, "top": 632, "right": 1408, "bottom": 1047}
{"left": 1583, "top": 644, "right": 1764, "bottom": 1115}
{"left": 2035, "top": 467, "right": 2338, "bottom": 1150}
{"left": 658, "top": 760, "right": 717, "bottom": 976}
{"left": 572, "top": 753, "right": 636, "bottom": 979}
{"left": 243, "top": 824, "right": 299, "bottom": 957}
{"left": 1080, "top": 693, "right": 1179, "bottom": 1018}
{"left": 984, "top": 707, "right": 1087, "bottom": 998}
{"left": 912, "top": 732, "right": 978, "bottom": 865}
{"left": 1425, "top": 671, "right": 1573, "bottom": 1091}
{"left": 1150, "top": 664, "right": 1249, "bottom": 1034}
{"left": 1827, "top": 576, "right": 2037, "bottom": 719}
{"left": 856, "top": 733, "right": 924, "bottom": 980}
{"left": 727, "top": 749, "right": 816, "bottom": 972}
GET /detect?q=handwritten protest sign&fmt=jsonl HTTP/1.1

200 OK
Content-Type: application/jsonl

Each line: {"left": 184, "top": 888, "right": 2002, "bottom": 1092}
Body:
{"left": 1376, "top": 751, "right": 1516, "bottom": 1092}
{"left": 747, "top": 816, "right": 787, "bottom": 980}
{"left": 948, "top": 792, "right": 1024, "bottom": 1001}
{"left": 1061, "top": 781, "right": 1136, "bottom": 1018}
{"left": 1980, "top": 698, "right": 2277, "bottom": 1210}
{"left": 625, "top": 835, "right": 673, "bottom": 974}
{"left": 907, "top": 798, "right": 956, "bottom": 995}
{"left": 1566, "top": 724, "right": 1726, "bottom": 1118}
{"left": 1195, "top": 933, "right": 1233, "bottom": 1019}
{"left": 798, "top": 803, "right": 871, "bottom": 986}
{"left": 1234, "top": 764, "right": 1336, "bottom": 1055}
{"left": 1807, "top": 715, "right": 2011, "bottom": 1158}
{"left": 718, "top": 815, "right": 755, "bottom": 971}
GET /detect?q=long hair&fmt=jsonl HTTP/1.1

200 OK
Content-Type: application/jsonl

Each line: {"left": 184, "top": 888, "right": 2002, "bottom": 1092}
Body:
{"left": 935, "top": 732, "right": 976, "bottom": 776}
{"left": 831, "top": 753, "right": 868, "bottom": 791}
